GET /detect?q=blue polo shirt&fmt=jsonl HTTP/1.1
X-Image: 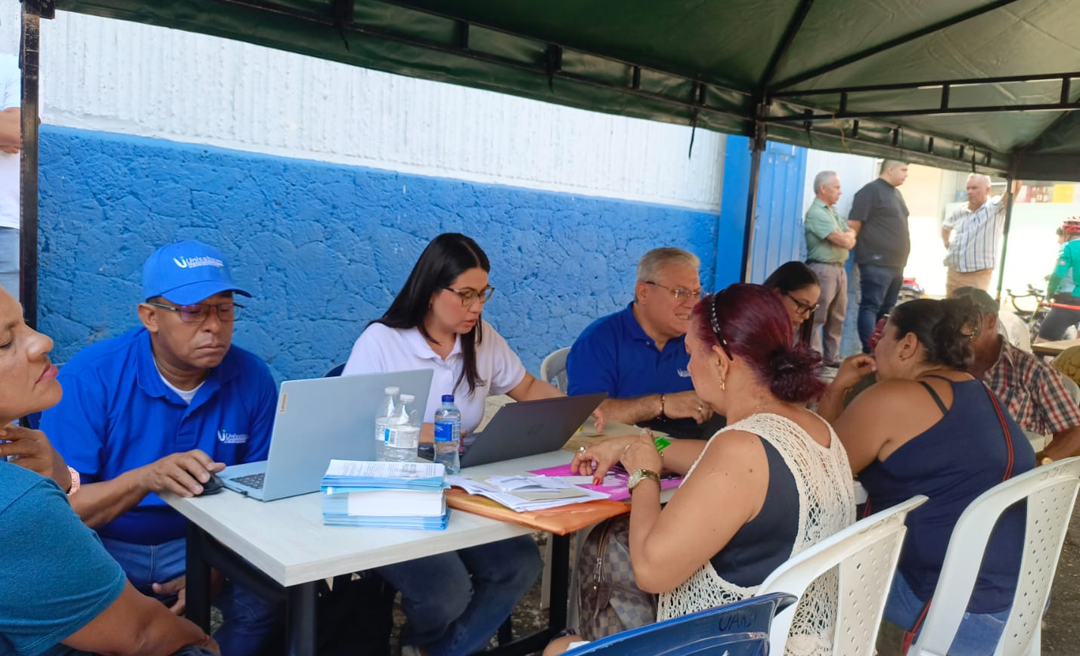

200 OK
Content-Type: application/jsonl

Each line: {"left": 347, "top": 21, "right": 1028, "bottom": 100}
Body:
{"left": 40, "top": 328, "right": 276, "bottom": 545}
{"left": 567, "top": 303, "right": 694, "bottom": 398}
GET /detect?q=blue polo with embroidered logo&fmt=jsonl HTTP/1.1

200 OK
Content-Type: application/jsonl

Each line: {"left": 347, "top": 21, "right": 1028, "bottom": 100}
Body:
{"left": 40, "top": 328, "right": 276, "bottom": 545}
{"left": 567, "top": 303, "right": 694, "bottom": 399}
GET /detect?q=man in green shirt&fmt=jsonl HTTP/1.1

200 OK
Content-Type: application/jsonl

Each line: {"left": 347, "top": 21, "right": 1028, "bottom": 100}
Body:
{"left": 804, "top": 170, "right": 856, "bottom": 366}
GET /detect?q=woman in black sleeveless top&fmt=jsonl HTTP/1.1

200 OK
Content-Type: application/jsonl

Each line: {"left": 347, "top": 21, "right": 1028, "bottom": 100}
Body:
{"left": 818, "top": 297, "right": 1035, "bottom": 655}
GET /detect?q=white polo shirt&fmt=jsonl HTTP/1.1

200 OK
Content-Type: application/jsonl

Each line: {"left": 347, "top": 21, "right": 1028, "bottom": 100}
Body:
{"left": 343, "top": 320, "right": 527, "bottom": 433}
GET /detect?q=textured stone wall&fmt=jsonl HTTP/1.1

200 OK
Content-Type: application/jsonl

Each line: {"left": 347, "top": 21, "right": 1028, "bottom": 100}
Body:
{"left": 39, "top": 126, "right": 719, "bottom": 382}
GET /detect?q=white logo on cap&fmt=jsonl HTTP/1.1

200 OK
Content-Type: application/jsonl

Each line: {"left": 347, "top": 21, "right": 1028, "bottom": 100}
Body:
{"left": 173, "top": 256, "right": 224, "bottom": 269}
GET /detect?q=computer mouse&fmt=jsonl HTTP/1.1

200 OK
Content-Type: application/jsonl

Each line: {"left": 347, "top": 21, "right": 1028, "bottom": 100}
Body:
{"left": 199, "top": 474, "right": 225, "bottom": 496}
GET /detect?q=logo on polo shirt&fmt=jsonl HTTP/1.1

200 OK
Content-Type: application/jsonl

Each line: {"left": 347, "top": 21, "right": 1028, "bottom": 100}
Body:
{"left": 173, "top": 255, "right": 225, "bottom": 269}
{"left": 217, "top": 429, "right": 249, "bottom": 444}
{"left": 677, "top": 368, "right": 691, "bottom": 378}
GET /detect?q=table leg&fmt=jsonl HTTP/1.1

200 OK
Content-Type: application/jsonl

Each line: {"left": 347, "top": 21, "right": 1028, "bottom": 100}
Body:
{"left": 185, "top": 522, "right": 213, "bottom": 633}
{"left": 287, "top": 581, "right": 318, "bottom": 656}
{"left": 548, "top": 533, "right": 571, "bottom": 630}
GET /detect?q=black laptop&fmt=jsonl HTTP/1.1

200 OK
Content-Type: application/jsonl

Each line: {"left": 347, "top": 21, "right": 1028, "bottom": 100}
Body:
{"left": 454, "top": 393, "right": 607, "bottom": 468}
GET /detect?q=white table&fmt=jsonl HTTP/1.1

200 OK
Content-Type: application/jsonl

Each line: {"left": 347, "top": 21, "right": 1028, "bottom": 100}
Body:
{"left": 164, "top": 449, "right": 584, "bottom": 656}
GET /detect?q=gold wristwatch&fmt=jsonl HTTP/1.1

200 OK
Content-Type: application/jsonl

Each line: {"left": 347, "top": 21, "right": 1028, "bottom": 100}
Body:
{"left": 627, "top": 469, "right": 661, "bottom": 492}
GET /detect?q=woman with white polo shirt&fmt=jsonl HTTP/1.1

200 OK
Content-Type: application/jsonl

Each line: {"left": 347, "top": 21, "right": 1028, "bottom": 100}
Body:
{"left": 343, "top": 232, "right": 562, "bottom": 656}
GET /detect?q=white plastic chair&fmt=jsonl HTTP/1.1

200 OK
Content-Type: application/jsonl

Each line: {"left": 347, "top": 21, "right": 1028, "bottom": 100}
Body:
{"left": 541, "top": 347, "right": 572, "bottom": 392}
{"left": 756, "top": 495, "right": 928, "bottom": 656}
{"left": 908, "top": 457, "right": 1080, "bottom": 656}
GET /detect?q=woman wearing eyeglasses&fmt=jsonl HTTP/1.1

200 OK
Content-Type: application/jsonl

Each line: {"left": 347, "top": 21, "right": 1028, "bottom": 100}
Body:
{"left": 342, "top": 232, "right": 569, "bottom": 656}
{"left": 764, "top": 262, "right": 821, "bottom": 348}
{"left": 548, "top": 284, "right": 854, "bottom": 654}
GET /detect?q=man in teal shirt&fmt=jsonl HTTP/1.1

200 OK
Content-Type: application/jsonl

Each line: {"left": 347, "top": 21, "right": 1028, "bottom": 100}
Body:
{"left": 804, "top": 170, "right": 856, "bottom": 366}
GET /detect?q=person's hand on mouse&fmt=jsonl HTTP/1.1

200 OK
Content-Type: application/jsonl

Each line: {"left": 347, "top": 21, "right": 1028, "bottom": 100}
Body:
{"left": 137, "top": 449, "right": 224, "bottom": 498}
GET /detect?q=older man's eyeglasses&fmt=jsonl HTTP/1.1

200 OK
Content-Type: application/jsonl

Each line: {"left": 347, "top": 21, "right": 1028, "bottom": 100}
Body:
{"left": 146, "top": 302, "right": 243, "bottom": 324}
{"left": 444, "top": 285, "right": 495, "bottom": 307}
{"left": 645, "top": 281, "right": 705, "bottom": 301}
{"left": 784, "top": 293, "right": 819, "bottom": 317}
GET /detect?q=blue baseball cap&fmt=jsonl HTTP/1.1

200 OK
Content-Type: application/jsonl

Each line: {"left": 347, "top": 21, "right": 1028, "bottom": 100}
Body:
{"left": 142, "top": 240, "right": 251, "bottom": 305}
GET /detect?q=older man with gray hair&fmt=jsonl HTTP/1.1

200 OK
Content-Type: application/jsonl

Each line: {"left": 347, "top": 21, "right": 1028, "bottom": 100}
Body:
{"left": 942, "top": 173, "right": 1012, "bottom": 296}
{"left": 804, "top": 170, "right": 855, "bottom": 366}
{"left": 567, "top": 247, "right": 716, "bottom": 437}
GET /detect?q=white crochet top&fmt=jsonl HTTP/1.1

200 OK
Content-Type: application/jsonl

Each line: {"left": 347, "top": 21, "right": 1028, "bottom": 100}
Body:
{"left": 657, "top": 412, "right": 856, "bottom": 656}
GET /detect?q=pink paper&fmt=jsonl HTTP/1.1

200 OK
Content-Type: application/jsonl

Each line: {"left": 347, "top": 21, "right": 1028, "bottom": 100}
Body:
{"left": 529, "top": 464, "right": 682, "bottom": 501}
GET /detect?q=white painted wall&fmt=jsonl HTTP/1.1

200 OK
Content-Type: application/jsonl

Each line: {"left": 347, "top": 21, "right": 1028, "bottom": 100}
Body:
{"left": 802, "top": 149, "right": 879, "bottom": 219}
{"left": 0, "top": 7, "right": 724, "bottom": 211}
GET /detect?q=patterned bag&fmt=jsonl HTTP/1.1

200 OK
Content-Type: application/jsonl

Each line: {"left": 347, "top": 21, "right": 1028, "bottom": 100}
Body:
{"left": 576, "top": 515, "right": 657, "bottom": 641}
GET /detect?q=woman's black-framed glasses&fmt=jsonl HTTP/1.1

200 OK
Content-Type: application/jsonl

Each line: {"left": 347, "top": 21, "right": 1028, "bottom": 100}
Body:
{"left": 708, "top": 295, "right": 734, "bottom": 359}
{"left": 784, "top": 292, "right": 820, "bottom": 318}
{"left": 146, "top": 301, "right": 243, "bottom": 324}
{"left": 444, "top": 285, "right": 496, "bottom": 307}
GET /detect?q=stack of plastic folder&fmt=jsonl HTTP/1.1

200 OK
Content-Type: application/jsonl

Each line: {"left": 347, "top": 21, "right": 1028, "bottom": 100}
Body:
{"left": 321, "top": 459, "right": 450, "bottom": 530}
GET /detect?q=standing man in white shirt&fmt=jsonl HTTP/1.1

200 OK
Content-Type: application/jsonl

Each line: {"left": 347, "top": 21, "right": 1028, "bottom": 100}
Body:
{"left": 942, "top": 174, "right": 1013, "bottom": 296}
{"left": 0, "top": 53, "right": 20, "bottom": 302}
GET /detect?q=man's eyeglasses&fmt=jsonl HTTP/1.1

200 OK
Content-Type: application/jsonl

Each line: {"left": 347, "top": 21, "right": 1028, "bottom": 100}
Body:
{"left": 645, "top": 281, "right": 705, "bottom": 301}
{"left": 784, "top": 293, "right": 819, "bottom": 318}
{"left": 444, "top": 286, "right": 495, "bottom": 307}
{"left": 146, "top": 302, "right": 243, "bottom": 324}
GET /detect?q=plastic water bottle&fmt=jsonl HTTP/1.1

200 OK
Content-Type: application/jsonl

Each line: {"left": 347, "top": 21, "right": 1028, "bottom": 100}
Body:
{"left": 382, "top": 394, "right": 420, "bottom": 463}
{"left": 374, "top": 386, "right": 400, "bottom": 462}
{"left": 433, "top": 395, "right": 462, "bottom": 474}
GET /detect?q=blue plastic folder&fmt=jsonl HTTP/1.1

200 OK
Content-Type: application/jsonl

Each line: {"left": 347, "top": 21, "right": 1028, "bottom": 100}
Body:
{"left": 321, "top": 460, "right": 449, "bottom": 531}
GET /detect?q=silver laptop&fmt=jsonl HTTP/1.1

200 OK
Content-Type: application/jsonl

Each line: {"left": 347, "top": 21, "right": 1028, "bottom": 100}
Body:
{"left": 220, "top": 369, "right": 434, "bottom": 501}
{"left": 458, "top": 392, "right": 606, "bottom": 468}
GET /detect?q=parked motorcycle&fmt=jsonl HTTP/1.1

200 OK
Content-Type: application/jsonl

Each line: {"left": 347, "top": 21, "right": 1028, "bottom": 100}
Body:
{"left": 897, "top": 277, "right": 924, "bottom": 304}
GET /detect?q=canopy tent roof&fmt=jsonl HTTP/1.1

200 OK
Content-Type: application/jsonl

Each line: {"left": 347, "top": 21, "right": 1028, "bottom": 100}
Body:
{"left": 49, "top": 0, "right": 1080, "bottom": 180}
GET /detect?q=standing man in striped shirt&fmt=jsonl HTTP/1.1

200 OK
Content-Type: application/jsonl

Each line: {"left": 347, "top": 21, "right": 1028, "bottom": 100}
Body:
{"left": 942, "top": 174, "right": 1010, "bottom": 296}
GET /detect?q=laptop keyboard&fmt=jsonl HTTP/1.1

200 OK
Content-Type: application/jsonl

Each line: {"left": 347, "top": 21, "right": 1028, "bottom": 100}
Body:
{"left": 231, "top": 473, "right": 265, "bottom": 489}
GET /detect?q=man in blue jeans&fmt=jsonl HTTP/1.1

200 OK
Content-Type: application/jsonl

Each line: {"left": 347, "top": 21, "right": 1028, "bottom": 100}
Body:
{"left": 41, "top": 240, "right": 281, "bottom": 656}
{"left": 848, "top": 160, "right": 910, "bottom": 352}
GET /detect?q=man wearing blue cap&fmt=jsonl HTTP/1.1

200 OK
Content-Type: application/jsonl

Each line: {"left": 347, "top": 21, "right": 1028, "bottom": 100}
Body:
{"left": 40, "top": 240, "right": 280, "bottom": 656}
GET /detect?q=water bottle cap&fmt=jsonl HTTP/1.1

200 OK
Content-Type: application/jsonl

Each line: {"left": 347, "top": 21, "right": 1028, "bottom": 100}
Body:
{"left": 384, "top": 386, "right": 400, "bottom": 395}
{"left": 400, "top": 394, "right": 415, "bottom": 403}
{"left": 442, "top": 394, "right": 455, "bottom": 403}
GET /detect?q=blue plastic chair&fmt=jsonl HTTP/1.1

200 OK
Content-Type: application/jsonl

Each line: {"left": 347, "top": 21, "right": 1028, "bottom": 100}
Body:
{"left": 564, "top": 592, "right": 795, "bottom": 656}
{"left": 325, "top": 363, "right": 346, "bottom": 378}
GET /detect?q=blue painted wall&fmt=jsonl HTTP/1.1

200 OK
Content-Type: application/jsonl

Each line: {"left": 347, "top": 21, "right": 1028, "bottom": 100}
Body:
{"left": 715, "top": 137, "right": 809, "bottom": 288}
{"left": 747, "top": 142, "right": 808, "bottom": 283}
{"left": 38, "top": 126, "right": 721, "bottom": 383}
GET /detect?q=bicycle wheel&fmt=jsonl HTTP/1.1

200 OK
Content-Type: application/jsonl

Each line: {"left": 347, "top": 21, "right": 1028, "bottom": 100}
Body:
{"left": 1029, "top": 308, "right": 1048, "bottom": 343}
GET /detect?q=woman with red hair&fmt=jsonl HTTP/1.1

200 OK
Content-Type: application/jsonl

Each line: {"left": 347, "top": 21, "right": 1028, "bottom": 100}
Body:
{"left": 560, "top": 284, "right": 855, "bottom": 653}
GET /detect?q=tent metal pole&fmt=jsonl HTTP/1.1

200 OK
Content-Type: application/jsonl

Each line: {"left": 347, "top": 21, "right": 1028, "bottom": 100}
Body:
{"left": 19, "top": 0, "right": 51, "bottom": 328}
{"left": 995, "top": 176, "right": 1017, "bottom": 303}
{"left": 741, "top": 105, "right": 769, "bottom": 282}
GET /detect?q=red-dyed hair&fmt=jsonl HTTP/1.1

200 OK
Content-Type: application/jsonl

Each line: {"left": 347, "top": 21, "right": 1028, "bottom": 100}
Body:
{"left": 691, "top": 283, "right": 825, "bottom": 403}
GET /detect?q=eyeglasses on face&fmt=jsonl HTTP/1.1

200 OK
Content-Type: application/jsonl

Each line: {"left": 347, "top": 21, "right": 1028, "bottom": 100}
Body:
{"left": 784, "top": 293, "right": 819, "bottom": 317}
{"left": 146, "top": 301, "right": 243, "bottom": 324}
{"left": 645, "top": 281, "right": 705, "bottom": 301}
{"left": 443, "top": 285, "right": 495, "bottom": 307}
